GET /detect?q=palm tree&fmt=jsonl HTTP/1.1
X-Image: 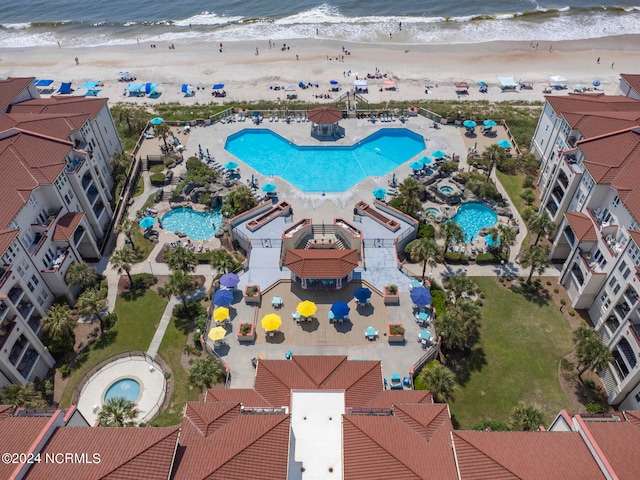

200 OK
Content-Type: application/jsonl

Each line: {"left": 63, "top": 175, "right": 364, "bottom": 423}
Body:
{"left": 116, "top": 218, "right": 137, "bottom": 249}
{"left": 483, "top": 144, "right": 506, "bottom": 182}
{"left": 110, "top": 151, "right": 131, "bottom": 185}
{"left": 573, "top": 326, "right": 613, "bottom": 381}
{"left": 165, "top": 245, "right": 197, "bottom": 273}
{"left": 65, "top": 262, "right": 99, "bottom": 291}
{"left": 164, "top": 271, "right": 194, "bottom": 308}
{"left": 520, "top": 245, "right": 551, "bottom": 283}
{"left": 487, "top": 224, "right": 516, "bottom": 257}
{"left": 112, "top": 103, "right": 139, "bottom": 134}
{"left": 435, "top": 312, "right": 466, "bottom": 352}
{"left": 397, "top": 177, "right": 424, "bottom": 219}
{"left": 154, "top": 122, "right": 171, "bottom": 149}
{"left": 111, "top": 247, "right": 136, "bottom": 289}
{"left": 75, "top": 288, "right": 107, "bottom": 332}
{"left": 222, "top": 185, "right": 257, "bottom": 217}
{"left": 409, "top": 238, "right": 440, "bottom": 280}
{"left": 210, "top": 249, "right": 236, "bottom": 275}
{"left": 529, "top": 213, "right": 556, "bottom": 246}
{"left": 440, "top": 221, "right": 464, "bottom": 262}
{"left": 445, "top": 275, "right": 475, "bottom": 305}
{"left": 42, "top": 304, "right": 76, "bottom": 354}
{"left": 188, "top": 357, "right": 225, "bottom": 391}
{"left": 0, "top": 384, "right": 47, "bottom": 408}
{"left": 98, "top": 397, "right": 139, "bottom": 427}
{"left": 509, "top": 403, "right": 545, "bottom": 431}
{"left": 419, "top": 362, "right": 458, "bottom": 403}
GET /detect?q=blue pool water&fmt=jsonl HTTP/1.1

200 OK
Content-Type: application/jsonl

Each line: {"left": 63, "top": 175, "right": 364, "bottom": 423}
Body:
{"left": 104, "top": 378, "right": 141, "bottom": 403}
{"left": 225, "top": 128, "right": 426, "bottom": 192}
{"left": 451, "top": 203, "right": 498, "bottom": 243}
{"left": 439, "top": 185, "right": 455, "bottom": 196}
{"left": 161, "top": 207, "right": 222, "bottom": 241}
{"left": 425, "top": 207, "right": 441, "bottom": 218}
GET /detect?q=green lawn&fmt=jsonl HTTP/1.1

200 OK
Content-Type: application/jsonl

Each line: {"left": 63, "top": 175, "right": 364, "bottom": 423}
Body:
{"left": 152, "top": 311, "right": 201, "bottom": 426}
{"left": 59, "top": 289, "right": 168, "bottom": 407}
{"left": 450, "top": 277, "right": 573, "bottom": 429}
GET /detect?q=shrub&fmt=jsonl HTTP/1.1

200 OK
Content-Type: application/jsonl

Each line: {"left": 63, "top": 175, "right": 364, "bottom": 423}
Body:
{"left": 246, "top": 286, "right": 259, "bottom": 297}
{"left": 474, "top": 299, "right": 484, "bottom": 307}
{"left": 102, "top": 312, "right": 118, "bottom": 331}
{"left": 59, "top": 364, "right": 71, "bottom": 378}
{"left": 193, "top": 314, "right": 207, "bottom": 345}
{"left": 520, "top": 189, "right": 535, "bottom": 205}
{"left": 164, "top": 371, "right": 172, "bottom": 379}
{"left": 444, "top": 252, "right": 469, "bottom": 264}
{"left": 431, "top": 289, "right": 447, "bottom": 316}
{"left": 417, "top": 223, "right": 435, "bottom": 239}
{"left": 199, "top": 192, "right": 212, "bottom": 206}
{"left": 560, "top": 358, "right": 574, "bottom": 372}
{"left": 184, "top": 344, "right": 201, "bottom": 356}
{"left": 475, "top": 252, "right": 499, "bottom": 264}
{"left": 150, "top": 172, "right": 165, "bottom": 186}
{"left": 472, "top": 420, "right": 510, "bottom": 431}
{"left": 413, "top": 375, "right": 428, "bottom": 390}
{"left": 586, "top": 403, "right": 604, "bottom": 414}
{"left": 553, "top": 288, "right": 559, "bottom": 294}
{"left": 163, "top": 156, "right": 175, "bottom": 167}
{"left": 522, "top": 175, "right": 535, "bottom": 188}
{"left": 546, "top": 280, "right": 552, "bottom": 286}
{"left": 560, "top": 299, "right": 567, "bottom": 305}
{"left": 132, "top": 273, "right": 157, "bottom": 289}
{"left": 389, "top": 325, "right": 405, "bottom": 336}
{"left": 240, "top": 323, "right": 253, "bottom": 335}
{"left": 568, "top": 309, "right": 576, "bottom": 316}
{"left": 386, "top": 284, "right": 398, "bottom": 295}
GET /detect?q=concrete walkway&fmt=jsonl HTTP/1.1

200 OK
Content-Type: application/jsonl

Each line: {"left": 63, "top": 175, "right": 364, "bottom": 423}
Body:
{"left": 147, "top": 298, "right": 179, "bottom": 358}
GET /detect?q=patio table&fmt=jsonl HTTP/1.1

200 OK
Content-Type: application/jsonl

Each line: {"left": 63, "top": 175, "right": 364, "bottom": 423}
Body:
{"left": 365, "top": 326, "right": 377, "bottom": 340}
{"left": 272, "top": 296, "right": 283, "bottom": 308}
{"left": 410, "top": 279, "right": 422, "bottom": 290}
{"left": 417, "top": 311, "right": 430, "bottom": 323}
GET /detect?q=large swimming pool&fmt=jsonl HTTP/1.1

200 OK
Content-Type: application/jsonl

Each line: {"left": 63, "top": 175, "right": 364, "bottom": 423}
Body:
{"left": 225, "top": 128, "right": 425, "bottom": 192}
{"left": 161, "top": 207, "right": 223, "bottom": 241}
{"left": 451, "top": 202, "right": 498, "bottom": 243}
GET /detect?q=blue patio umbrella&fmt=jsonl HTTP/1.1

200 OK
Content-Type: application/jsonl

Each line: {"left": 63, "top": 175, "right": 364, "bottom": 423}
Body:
{"left": 224, "top": 161, "right": 238, "bottom": 170}
{"left": 330, "top": 301, "right": 350, "bottom": 318}
{"left": 483, "top": 119, "right": 497, "bottom": 127}
{"left": 373, "top": 188, "right": 387, "bottom": 199}
{"left": 410, "top": 287, "right": 432, "bottom": 306}
{"left": 593, "top": 80, "right": 601, "bottom": 87}
{"left": 432, "top": 150, "right": 446, "bottom": 159}
{"left": 212, "top": 83, "right": 224, "bottom": 89}
{"left": 219, "top": 273, "right": 240, "bottom": 288}
{"left": 213, "top": 289, "right": 234, "bottom": 306}
{"left": 329, "top": 80, "right": 339, "bottom": 85}
{"left": 419, "top": 156, "right": 433, "bottom": 165}
{"left": 354, "top": 287, "right": 372, "bottom": 302}
{"left": 477, "top": 81, "right": 487, "bottom": 87}
{"left": 409, "top": 161, "right": 424, "bottom": 170}
{"left": 498, "top": 139, "right": 512, "bottom": 149}
{"left": 262, "top": 183, "right": 277, "bottom": 193}
{"left": 150, "top": 117, "right": 164, "bottom": 125}
{"left": 463, "top": 120, "right": 476, "bottom": 128}
{"left": 139, "top": 216, "right": 154, "bottom": 229}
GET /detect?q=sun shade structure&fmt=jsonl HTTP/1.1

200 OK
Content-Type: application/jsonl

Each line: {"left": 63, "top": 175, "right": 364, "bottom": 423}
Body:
{"left": 262, "top": 183, "right": 277, "bottom": 193}
{"left": 330, "top": 301, "right": 350, "bottom": 318}
{"left": 410, "top": 287, "right": 432, "bottom": 306}
{"left": 373, "top": 188, "right": 387, "bottom": 199}
{"left": 307, "top": 106, "right": 343, "bottom": 125}
{"left": 498, "top": 139, "right": 512, "bottom": 149}
{"left": 432, "top": 150, "right": 446, "bottom": 159}
{"left": 296, "top": 300, "right": 317, "bottom": 317}
{"left": 219, "top": 273, "right": 240, "bottom": 288}
{"left": 463, "top": 120, "right": 476, "bottom": 128}
{"left": 483, "top": 119, "right": 497, "bottom": 127}
{"left": 208, "top": 326, "right": 227, "bottom": 342}
{"left": 261, "top": 313, "right": 282, "bottom": 332}
{"left": 213, "top": 289, "right": 234, "bottom": 306}
{"left": 139, "top": 216, "right": 154, "bottom": 229}
{"left": 150, "top": 117, "right": 164, "bottom": 125}
{"left": 354, "top": 287, "right": 372, "bottom": 302}
{"left": 213, "top": 307, "right": 230, "bottom": 321}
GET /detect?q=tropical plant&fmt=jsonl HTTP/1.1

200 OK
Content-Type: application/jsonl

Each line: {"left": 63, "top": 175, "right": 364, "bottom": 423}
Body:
{"left": 440, "top": 221, "right": 464, "bottom": 262}
{"left": 110, "top": 151, "right": 131, "bottom": 186}
{"left": 397, "top": 177, "right": 424, "bottom": 219}
{"left": 408, "top": 238, "right": 440, "bottom": 280}
{"left": 75, "top": 288, "right": 107, "bottom": 332}
{"left": 110, "top": 247, "right": 136, "bottom": 288}
{"left": 573, "top": 326, "right": 613, "bottom": 381}
{"left": 165, "top": 245, "right": 198, "bottom": 273}
{"left": 520, "top": 245, "right": 551, "bottom": 283}
{"left": 221, "top": 185, "right": 258, "bottom": 217}
{"left": 482, "top": 144, "right": 507, "bottom": 181}
{"left": 445, "top": 275, "right": 475, "bottom": 305}
{"left": 111, "top": 103, "right": 146, "bottom": 135}
{"left": 154, "top": 122, "right": 171, "bottom": 149}
{"left": 0, "top": 384, "right": 48, "bottom": 408}
{"left": 418, "top": 362, "right": 458, "bottom": 403}
{"left": 435, "top": 312, "right": 466, "bottom": 352}
{"left": 98, "top": 397, "right": 139, "bottom": 427}
{"left": 471, "top": 420, "right": 510, "bottom": 431}
{"left": 42, "top": 304, "right": 76, "bottom": 354}
{"left": 116, "top": 218, "right": 137, "bottom": 249}
{"left": 188, "top": 357, "right": 225, "bottom": 391}
{"left": 487, "top": 224, "right": 516, "bottom": 257}
{"left": 65, "top": 262, "right": 99, "bottom": 291}
{"left": 162, "top": 271, "right": 194, "bottom": 308}
{"left": 529, "top": 212, "right": 556, "bottom": 246}
{"left": 210, "top": 249, "right": 236, "bottom": 274}
{"left": 509, "top": 403, "right": 545, "bottom": 431}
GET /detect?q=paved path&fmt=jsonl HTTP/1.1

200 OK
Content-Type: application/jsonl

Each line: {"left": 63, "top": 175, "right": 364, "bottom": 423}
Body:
{"left": 147, "top": 298, "right": 180, "bottom": 358}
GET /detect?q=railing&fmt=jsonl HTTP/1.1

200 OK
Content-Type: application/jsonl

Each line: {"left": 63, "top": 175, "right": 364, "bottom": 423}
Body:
{"left": 410, "top": 345, "right": 439, "bottom": 379}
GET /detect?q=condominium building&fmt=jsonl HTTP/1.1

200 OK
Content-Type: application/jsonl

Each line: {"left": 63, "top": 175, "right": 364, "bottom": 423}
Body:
{"left": 531, "top": 81, "right": 640, "bottom": 408}
{"left": 0, "top": 78, "right": 121, "bottom": 387}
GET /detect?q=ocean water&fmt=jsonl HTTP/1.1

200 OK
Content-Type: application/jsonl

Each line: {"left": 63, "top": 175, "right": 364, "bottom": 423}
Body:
{"left": 1, "top": 1, "right": 639, "bottom": 48}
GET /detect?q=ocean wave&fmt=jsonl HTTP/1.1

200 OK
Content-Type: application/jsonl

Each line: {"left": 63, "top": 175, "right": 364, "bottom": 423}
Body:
{"left": 1, "top": 23, "right": 30, "bottom": 30}
{"left": 172, "top": 12, "right": 243, "bottom": 27}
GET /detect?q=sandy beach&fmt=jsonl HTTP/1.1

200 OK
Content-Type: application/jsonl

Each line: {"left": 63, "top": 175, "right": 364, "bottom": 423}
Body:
{"left": 2, "top": 35, "right": 639, "bottom": 106}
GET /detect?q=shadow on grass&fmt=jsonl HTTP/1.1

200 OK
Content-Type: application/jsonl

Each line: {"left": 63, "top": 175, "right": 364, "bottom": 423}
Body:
{"left": 172, "top": 303, "right": 202, "bottom": 335}
{"left": 509, "top": 281, "right": 551, "bottom": 306}
{"left": 93, "top": 330, "right": 118, "bottom": 350}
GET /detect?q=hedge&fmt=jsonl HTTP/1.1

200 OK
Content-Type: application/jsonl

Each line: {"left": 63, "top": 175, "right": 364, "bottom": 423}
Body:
{"left": 444, "top": 252, "right": 469, "bottom": 264}
{"left": 150, "top": 172, "right": 165, "bottom": 186}
{"left": 431, "top": 289, "right": 446, "bottom": 317}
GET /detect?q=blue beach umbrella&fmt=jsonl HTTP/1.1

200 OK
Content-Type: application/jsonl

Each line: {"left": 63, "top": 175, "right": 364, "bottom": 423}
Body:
{"left": 410, "top": 287, "right": 432, "bottom": 307}
{"left": 498, "top": 139, "right": 512, "bottom": 149}
{"left": 354, "top": 287, "right": 372, "bottom": 302}
{"left": 220, "top": 273, "right": 240, "bottom": 288}
{"left": 432, "top": 150, "right": 446, "bottom": 159}
{"left": 593, "top": 80, "right": 601, "bottom": 87}
{"left": 329, "top": 80, "right": 339, "bottom": 85}
{"left": 463, "top": 120, "right": 476, "bottom": 128}
{"left": 139, "top": 216, "right": 154, "bottom": 229}
{"left": 409, "top": 161, "right": 424, "bottom": 170}
{"left": 150, "top": 117, "right": 164, "bottom": 125}
{"left": 224, "top": 161, "right": 238, "bottom": 170}
{"left": 213, "top": 289, "right": 234, "bottom": 306}
{"left": 373, "top": 188, "right": 387, "bottom": 199}
{"left": 262, "top": 183, "right": 277, "bottom": 193}
{"left": 330, "top": 301, "right": 350, "bottom": 318}
{"left": 212, "top": 83, "right": 224, "bottom": 89}
{"left": 483, "top": 119, "right": 497, "bottom": 127}
{"left": 419, "top": 156, "right": 433, "bottom": 165}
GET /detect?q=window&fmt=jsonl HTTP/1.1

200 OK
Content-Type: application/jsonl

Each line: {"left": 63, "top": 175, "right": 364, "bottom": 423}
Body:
{"left": 28, "top": 194, "right": 38, "bottom": 208}
{"left": 64, "top": 194, "right": 70, "bottom": 205}
{"left": 67, "top": 189, "right": 74, "bottom": 200}
{"left": 30, "top": 275, "right": 39, "bottom": 286}
{"left": 629, "top": 243, "right": 640, "bottom": 267}
{"left": 581, "top": 173, "right": 595, "bottom": 190}
{"left": 619, "top": 261, "right": 632, "bottom": 280}
{"left": 37, "top": 290, "right": 49, "bottom": 307}
{"left": 613, "top": 195, "right": 620, "bottom": 208}
{"left": 27, "top": 281, "right": 34, "bottom": 292}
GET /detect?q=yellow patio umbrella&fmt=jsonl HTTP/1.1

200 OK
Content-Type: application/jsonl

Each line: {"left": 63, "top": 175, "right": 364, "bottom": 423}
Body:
{"left": 208, "top": 326, "right": 227, "bottom": 342}
{"left": 297, "top": 300, "right": 317, "bottom": 317}
{"left": 261, "top": 313, "right": 282, "bottom": 332}
{"left": 213, "top": 307, "right": 230, "bottom": 322}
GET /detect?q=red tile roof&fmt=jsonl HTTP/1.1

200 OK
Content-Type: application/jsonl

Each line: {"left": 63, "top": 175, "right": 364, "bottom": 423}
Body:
{"left": 0, "top": 113, "right": 88, "bottom": 141}
{"left": 0, "top": 130, "right": 71, "bottom": 228}
{"left": 184, "top": 402, "right": 242, "bottom": 438}
{"left": 9, "top": 96, "right": 107, "bottom": 119}
{"left": 562, "top": 111, "right": 640, "bottom": 139}
{"left": 174, "top": 411, "right": 290, "bottom": 480}
{"left": 24, "top": 427, "right": 179, "bottom": 480}
{"left": 205, "top": 388, "right": 272, "bottom": 407}
{"left": 254, "top": 356, "right": 382, "bottom": 408}
{"left": 629, "top": 231, "right": 640, "bottom": 251}
{"left": 620, "top": 73, "right": 640, "bottom": 96}
{"left": 581, "top": 420, "right": 640, "bottom": 480}
{"left": 546, "top": 94, "right": 640, "bottom": 116}
{"left": 308, "top": 106, "right": 343, "bottom": 124}
{"left": 0, "top": 416, "right": 53, "bottom": 480}
{"left": 0, "top": 405, "right": 13, "bottom": 419}
{"left": 0, "top": 77, "right": 35, "bottom": 113}
{"left": 52, "top": 212, "right": 84, "bottom": 241}
{"left": 564, "top": 212, "right": 598, "bottom": 242}
{"left": 0, "top": 229, "right": 19, "bottom": 257}
{"left": 452, "top": 431, "right": 606, "bottom": 480}
{"left": 284, "top": 248, "right": 359, "bottom": 279}
{"left": 624, "top": 410, "right": 640, "bottom": 427}
{"left": 365, "top": 390, "right": 433, "bottom": 408}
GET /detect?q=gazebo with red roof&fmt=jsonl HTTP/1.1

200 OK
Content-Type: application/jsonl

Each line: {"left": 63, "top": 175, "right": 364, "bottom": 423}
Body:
{"left": 284, "top": 248, "right": 358, "bottom": 289}
{"left": 307, "top": 106, "right": 345, "bottom": 140}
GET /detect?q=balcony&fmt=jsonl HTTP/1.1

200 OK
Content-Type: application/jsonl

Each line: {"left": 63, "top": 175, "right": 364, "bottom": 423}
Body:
{"left": 579, "top": 250, "right": 605, "bottom": 273}
{"left": 8, "top": 286, "right": 24, "bottom": 305}
{"left": 8, "top": 335, "right": 27, "bottom": 365}
{"left": 46, "top": 247, "right": 69, "bottom": 272}
{"left": 65, "top": 158, "right": 84, "bottom": 174}
{"left": 0, "top": 267, "right": 11, "bottom": 289}
{"left": 87, "top": 185, "right": 98, "bottom": 204}
{"left": 16, "top": 347, "right": 38, "bottom": 379}
{"left": 611, "top": 351, "right": 630, "bottom": 380}
{"left": 557, "top": 170, "right": 570, "bottom": 189}
{"left": 92, "top": 200, "right": 105, "bottom": 219}
{"left": 27, "top": 314, "right": 42, "bottom": 336}
{"left": 617, "top": 337, "right": 637, "bottom": 369}
{"left": 545, "top": 199, "right": 558, "bottom": 217}
{"left": 81, "top": 172, "right": 92, "bottom": 190}
{"left": 27, "top": 232, "right": 46, "bottom": 255}
{"left": 551, "top": 185, "right": 565, "bottom": 204}
{"left": 17, "top": 301, "right": 34, "bottom": 320}
{"left": 615, "top": 302, "right": 631, "bottom": 321}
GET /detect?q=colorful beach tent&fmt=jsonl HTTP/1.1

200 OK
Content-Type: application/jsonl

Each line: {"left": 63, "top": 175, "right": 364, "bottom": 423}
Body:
{"left": 145, "top": 82, "right": 159, "bottom": 95}
{"left": 35, "top": 79, "right": 54, "bottom": 87}
{"left": 79, "top": 81, "right": 101, "bottom": 90}
{"left": 125, "top": 83, "right": 144, "bottom": 92}
{"left": 181, "top": 84, "right": 194, "bottom": 96}
{"left": 354, "top": 79, "right": 368, "bottom": 87}
{"left": 497, "top": 76, "right": 517, "bottom": 88}
{"left": 57, "top": 82, "right": 73, "bottom": 94}
{"left": 212, "top": 83, "right": 224, "bottom": 90}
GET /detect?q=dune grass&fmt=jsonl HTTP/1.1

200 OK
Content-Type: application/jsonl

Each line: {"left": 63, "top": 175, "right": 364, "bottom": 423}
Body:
{"left": 450, "top": 277, "right": 573, "bottom": 429}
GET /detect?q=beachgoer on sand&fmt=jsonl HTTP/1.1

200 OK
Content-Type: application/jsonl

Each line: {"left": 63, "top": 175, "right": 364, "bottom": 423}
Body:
{"left": 75, "top": 56, "right": 79, "bottom": 65}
